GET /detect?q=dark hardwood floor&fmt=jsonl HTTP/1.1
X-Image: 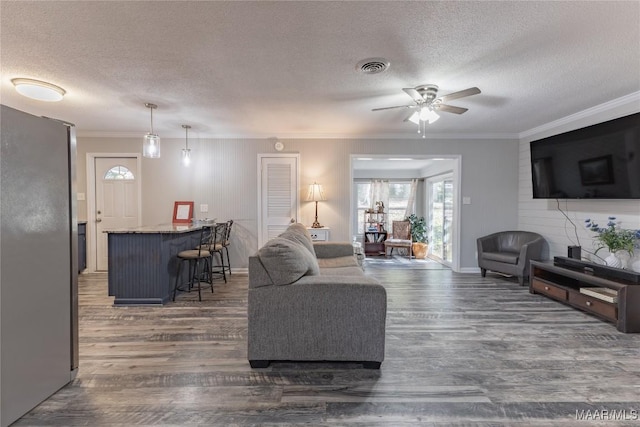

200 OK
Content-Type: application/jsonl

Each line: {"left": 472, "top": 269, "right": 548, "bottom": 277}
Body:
{"left": 14, "top": 260, "right": 640, "bottom": 426}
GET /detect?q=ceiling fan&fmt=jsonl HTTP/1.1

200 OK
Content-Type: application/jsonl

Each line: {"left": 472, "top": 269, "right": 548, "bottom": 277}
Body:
{"left": 372, "top": 84, "right": 481, "bottom": 137}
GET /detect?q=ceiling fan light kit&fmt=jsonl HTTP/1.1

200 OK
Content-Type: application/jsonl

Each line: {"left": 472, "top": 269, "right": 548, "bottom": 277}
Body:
{"left": 373, "top": 84, "right": 480, "bottom": 138}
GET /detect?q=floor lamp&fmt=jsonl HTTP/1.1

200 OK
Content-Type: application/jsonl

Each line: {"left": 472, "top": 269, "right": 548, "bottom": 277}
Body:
{"left": 307, "top": 182, "right": 326, "bottom": 228}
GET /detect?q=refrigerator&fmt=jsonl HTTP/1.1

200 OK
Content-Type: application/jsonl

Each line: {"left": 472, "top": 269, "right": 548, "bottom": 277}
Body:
{"left": 0, "top": 105, "right": 79, "bottom": 426}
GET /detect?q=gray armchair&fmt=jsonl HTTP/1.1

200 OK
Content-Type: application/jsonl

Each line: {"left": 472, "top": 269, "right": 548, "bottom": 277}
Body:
{"left": 477, "top": 231, "right": 545, "bottom": 285}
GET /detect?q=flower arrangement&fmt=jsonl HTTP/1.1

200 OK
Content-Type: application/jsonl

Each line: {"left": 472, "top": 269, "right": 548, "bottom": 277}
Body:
{"left": 584, "top": 216, "right": 640, "bottom": 255}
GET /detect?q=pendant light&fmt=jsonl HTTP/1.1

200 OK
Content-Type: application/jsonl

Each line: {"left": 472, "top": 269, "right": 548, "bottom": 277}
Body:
{"left": 181, "top": 125, "right": 191, "bottom": 167}
{"left": 142, "top": 103, "right": 161, "bottom": 158}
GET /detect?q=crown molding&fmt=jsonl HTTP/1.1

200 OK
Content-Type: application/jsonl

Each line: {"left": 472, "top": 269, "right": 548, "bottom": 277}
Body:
{"left": 519, "top": 91, "right": 640, "bottom": 140}
{"left": 76, "top": 130, "right": 519, "bottom": 140}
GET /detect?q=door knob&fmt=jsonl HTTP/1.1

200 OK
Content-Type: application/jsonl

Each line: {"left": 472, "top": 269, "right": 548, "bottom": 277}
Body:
{"left": 96, "top": 218, "right": 102, "bottom": 223}
{"left": 290, "top": 218, "right": 295, "bottom": 223}
{"left": 97, "top": 210, "right": 102, "bottom": 214}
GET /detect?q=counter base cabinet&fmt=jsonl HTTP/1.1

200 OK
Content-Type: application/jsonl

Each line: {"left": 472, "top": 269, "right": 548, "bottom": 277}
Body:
{"left": 108, "top": 230, "right": 200, "bottom": 305}
{"left": 530, "top": 261, "right": 640, "bottom": 333}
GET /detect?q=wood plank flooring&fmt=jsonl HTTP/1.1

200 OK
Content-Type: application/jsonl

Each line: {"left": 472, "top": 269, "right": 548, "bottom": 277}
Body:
{"left": 14, "top": 261, "right": 640, "bottom": 426}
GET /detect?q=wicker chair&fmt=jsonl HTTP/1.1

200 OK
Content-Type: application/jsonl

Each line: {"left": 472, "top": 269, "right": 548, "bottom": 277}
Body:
{"left": 384, "top": 220, "right": 412, "bottom": 259}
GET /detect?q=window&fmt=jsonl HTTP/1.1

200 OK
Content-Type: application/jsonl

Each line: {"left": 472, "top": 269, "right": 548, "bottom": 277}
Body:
{"left": 104, "top": 166, "right": 134, "bottom": 180}
{"left": 356, "top": 182, "right": 372, "bottom": 236}
{"left": 355, "top": 180, "right": 413, "bottom": 236}
{"left": 387, "top": 182, "right": 412, "bottom": 227}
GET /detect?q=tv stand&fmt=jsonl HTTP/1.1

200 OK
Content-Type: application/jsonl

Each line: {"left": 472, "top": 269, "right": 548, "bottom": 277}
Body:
{"left": 529, "top": 259, "right": 640, "bottom": 333}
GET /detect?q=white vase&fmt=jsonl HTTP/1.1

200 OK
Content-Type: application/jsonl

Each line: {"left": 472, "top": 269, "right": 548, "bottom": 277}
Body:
{"left": 631, "top": 257, "right": 640, "bottom": 273}
{"left": 604, "top": 253, "right": 622, "bottom": 268}
{"left": 616, "top": 251, "right": 631, "bottom": 269}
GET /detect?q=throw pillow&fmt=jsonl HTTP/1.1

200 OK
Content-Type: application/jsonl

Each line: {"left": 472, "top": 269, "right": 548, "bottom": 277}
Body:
{"left": 257, "top": 237, "right": 320, "bottom": 285}
{"left": 279, "top": 225, "right": 316, "bottom": 256}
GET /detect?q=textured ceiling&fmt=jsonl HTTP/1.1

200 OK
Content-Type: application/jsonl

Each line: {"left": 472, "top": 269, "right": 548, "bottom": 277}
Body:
{"left": 1, "top": 1, "right": 639, "bottom": 139}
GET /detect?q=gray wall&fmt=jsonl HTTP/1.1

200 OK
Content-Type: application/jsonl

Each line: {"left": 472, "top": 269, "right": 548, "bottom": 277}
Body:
{"left": 77, "top": 136, "right": 520, "bottom": 270}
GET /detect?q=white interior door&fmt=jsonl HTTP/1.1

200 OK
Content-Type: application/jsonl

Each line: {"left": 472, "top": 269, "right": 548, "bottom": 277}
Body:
{"left": 258, "top": 155, "right": 299, "bottom": 247}
{"left": 95, "top": 157, "right": 140, "bottom": 270}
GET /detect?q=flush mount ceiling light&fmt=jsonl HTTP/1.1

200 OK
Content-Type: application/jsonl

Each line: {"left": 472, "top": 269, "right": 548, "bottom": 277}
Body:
{"left": 11, "top": 78, "right": 66, "bottom": 102}
{"left": 181, "top": 124, "right": 191, "bottom": 167}
{"left": 142, "top": 103, "right": 161, "bottom": 158}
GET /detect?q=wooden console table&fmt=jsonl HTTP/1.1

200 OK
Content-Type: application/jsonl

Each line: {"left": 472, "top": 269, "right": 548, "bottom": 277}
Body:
{"left": 530, "top": 260, "right": 640, "bottom": 333}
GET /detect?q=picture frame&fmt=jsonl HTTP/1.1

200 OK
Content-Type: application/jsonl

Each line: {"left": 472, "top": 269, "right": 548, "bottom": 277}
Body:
{"left": 172, "top": 201, "right": 194, "bottom": 224}
{"left": 578, "top": 155, "right": 614, "bottom": 186}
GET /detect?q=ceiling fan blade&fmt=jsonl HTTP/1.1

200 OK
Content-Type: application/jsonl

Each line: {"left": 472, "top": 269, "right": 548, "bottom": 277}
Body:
{"left": 438, "top": 87, "right": 481, "bottom": 103}
{"left": 436, "top": 104, "right": 468, "bottom": 114}
{"left": 402, "top": 88, "right": 424, "bottom": 102}
{"left": 403, "top": 111, "right": 417, "bottom": 122}
{"left": 372, "top": 105, "right": 415, "bottom": 112}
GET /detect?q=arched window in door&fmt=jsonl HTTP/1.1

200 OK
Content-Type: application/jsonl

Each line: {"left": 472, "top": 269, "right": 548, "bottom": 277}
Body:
{"left": 104, "top": 165, "right": 135, "bottom": 180}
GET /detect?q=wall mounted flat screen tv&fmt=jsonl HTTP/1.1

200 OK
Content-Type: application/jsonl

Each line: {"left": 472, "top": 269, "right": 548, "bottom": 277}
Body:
{"left": 530, "top": 112, "right": 640, "bottom": 199}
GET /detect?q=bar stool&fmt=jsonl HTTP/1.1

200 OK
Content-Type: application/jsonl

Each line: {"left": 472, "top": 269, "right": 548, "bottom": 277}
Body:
{"left": 173, "top": 226, "right": 213, "bottom": 302}
{"left": 205, "top": 222, "right": 227, "bottom": 284}
{"left": 222, "top": 219, "right": 233, "bottom": 275}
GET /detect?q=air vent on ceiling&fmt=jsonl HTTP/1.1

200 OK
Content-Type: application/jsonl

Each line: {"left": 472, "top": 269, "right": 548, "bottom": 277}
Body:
{"left": 356, "top": 57, "right": 390, "bottom": 74}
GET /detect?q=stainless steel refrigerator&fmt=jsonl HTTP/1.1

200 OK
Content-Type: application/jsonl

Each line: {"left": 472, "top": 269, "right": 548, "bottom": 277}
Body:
{"left": 1, "top": 105, "right": 78, "bottom": 426}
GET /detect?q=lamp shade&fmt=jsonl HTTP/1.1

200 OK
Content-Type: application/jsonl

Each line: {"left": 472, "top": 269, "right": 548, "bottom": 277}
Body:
{"left": 306, "top": 183, "right": 326, "bottom": 202}
{"left": 143, "top": 133, "right": 161, "bottom": 158}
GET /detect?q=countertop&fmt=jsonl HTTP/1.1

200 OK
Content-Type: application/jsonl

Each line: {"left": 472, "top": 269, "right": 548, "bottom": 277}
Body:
{"left": 104, "top": 223, "right": 206, "bottom": 234}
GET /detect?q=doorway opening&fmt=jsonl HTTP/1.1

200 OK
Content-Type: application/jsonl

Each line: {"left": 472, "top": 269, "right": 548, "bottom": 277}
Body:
{"left": 350, "top": 155, "right": 461, "bottom": 271}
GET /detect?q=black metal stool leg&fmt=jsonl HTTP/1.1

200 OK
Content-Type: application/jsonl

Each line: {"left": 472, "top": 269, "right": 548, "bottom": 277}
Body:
{"left": 195, "top": 259, "right": 202, "bottom": 302}
{"left": 173, "top": 260, "right": 183, "bottom": 301}
{"left": 224, "top": 246, "right": 231, "bottom": 275}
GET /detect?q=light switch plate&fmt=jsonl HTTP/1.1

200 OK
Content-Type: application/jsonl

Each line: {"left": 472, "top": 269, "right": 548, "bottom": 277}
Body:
{"left": 463, "top": 196, "right": 471, "bottom": 205}
{"left": 77, "top": 192, "right": 86, "bottom": 201}
{"left": 200, "top": 204, "right": 209, "bottom": 213}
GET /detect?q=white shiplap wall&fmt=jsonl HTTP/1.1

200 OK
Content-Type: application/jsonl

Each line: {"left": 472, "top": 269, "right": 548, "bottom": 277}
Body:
{"left": 518, "top": 93, "right": 640, "bottom": 262}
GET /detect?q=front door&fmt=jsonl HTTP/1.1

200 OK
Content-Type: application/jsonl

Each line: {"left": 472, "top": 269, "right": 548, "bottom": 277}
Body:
{"left": 258, "top": 155, "right": 299, "bottom": 247}
{"left": 94, "top": 157, "right": 140, "bottom": 271}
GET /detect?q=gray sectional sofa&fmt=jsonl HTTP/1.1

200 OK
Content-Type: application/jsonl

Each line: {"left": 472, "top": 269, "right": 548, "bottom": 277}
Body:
{"left": 248, "top": 223, "right": 387, "bottom": 369}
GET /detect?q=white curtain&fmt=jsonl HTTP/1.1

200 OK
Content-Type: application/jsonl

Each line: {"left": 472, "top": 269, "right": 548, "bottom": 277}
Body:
{"left": 369, "top": 180, "right": 389, "bottom": 212}
{"left": 404, "top": 178, "right": 418, "bottom": 218}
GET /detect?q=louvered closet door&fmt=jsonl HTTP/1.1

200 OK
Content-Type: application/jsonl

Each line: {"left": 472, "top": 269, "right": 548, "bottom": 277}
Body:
{"left": 259, "top": 155, "right": 299, "bottom": 247}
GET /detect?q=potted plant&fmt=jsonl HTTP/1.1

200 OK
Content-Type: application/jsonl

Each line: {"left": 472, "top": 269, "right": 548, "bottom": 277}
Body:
{"left": 585, "top": 217, "right": 640, "bottom": 268}
{"left": 407, "top": 214, "right": 429, "bottom": 259}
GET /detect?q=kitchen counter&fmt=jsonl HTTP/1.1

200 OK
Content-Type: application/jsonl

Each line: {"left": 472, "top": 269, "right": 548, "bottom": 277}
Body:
{"left": 105, "top": 224, "right": 208, "bottom": 305}
{"left": 104, "top": 223, "right": 205, "bottom": 234}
